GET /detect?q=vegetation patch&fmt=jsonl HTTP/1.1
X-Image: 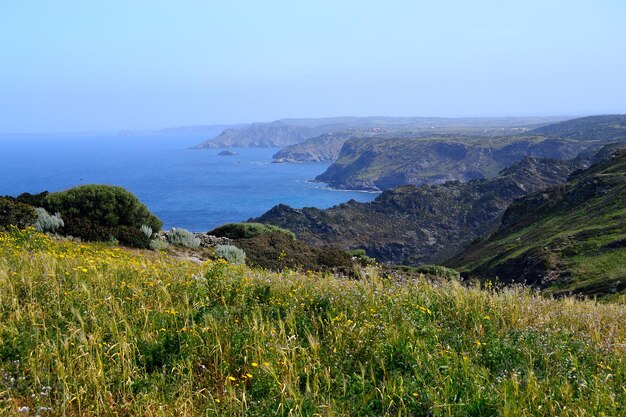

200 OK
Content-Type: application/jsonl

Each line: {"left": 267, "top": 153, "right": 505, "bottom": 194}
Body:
{"left": 0, "top": 197, "right": 37, "bottom": 229}
{"left": 0, "top": 227, "right": 624, "bottom": 416}
{"left": 233, "top": 231, "right": 354, "bottom": 274}
{"left": 209, "top": 222, "right": 296, "bottom": 240}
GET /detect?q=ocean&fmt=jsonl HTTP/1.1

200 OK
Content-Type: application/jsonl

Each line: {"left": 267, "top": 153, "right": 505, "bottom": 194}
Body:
{"left": 0, "top": 134, "right": 377, "bottom": 231}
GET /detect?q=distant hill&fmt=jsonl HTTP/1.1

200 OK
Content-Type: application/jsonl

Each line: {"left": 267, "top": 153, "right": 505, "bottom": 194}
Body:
{"left": 446, "top": 147, "right": 626, "bottom": 298}
{"left": 315, "top": 115, "right": 626, "bottom": 191}
{"left": 314, "top": 136, "right": 592, "bottom": 191}
{"left": 192, "top": 121, "right": 323, "bottom": 148}
{"left": 272, "top": 133, "right": 355, "bottom": 163}
{"left": 254, "top": 155, "right": 589, "bottom": 265}
{"left": 272, "top": 130, "right": 420, "bottom": 163}
{"left": 527, "top": 114, "right": 626, "bottom": 140}
{"left": 192, "top": 116, "right": 565, "bottom": 149}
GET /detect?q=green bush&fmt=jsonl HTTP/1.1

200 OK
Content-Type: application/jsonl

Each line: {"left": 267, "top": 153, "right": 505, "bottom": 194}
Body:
{"left": 415, "top": 264, "right": 461, "bottom": 280}
{"left": 348, "top": 249, "right": 367, "bottom": 258}
{"left": 209, "top": 222, "right": 295, "bottom": 240}
{"left": 14, "top": 191, "right": 49, "bottom": 208}
{"left": 62, "top": 217, "right": 111, "bottom": 242}
{"left": 59, "top": 216, "right": 150, "bottom": 249}
{"left": 348, "top": 248, "right": 376, "bottom": 266}
{"left": 167, "top": 228, "right": 200, "bottom": 249}
{"left": 0, "top": 197, "right": 37, "bottom": 229}
{"left": 33, "top": 207, "right": 64, "bottom": 233}
{"left": 113, "top": 226, "right": 151, "bottom": 249}
{"left": 233, "top": 231, "right": 355, "bottom": 274}
{"left": 44, "top": 184, "right": 163, "bottom": 232}
{"left": 216, "top": 244, "right": 246, "bottom": 265}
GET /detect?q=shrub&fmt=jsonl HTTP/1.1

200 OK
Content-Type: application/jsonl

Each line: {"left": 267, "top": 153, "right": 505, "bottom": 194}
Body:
{"left": 348, "top": 249, "right": 367, "bottom": 258}
{"left": 33, "top": 208, "right": 64, "bottom": 233}
{"left": 234, "top": 231, "right": 355, "bottom": 274}
{"left": 167, "top": 228, "right": 200, "bottom": 249}
{"left": 113, "top": 226, "right": 151, "bottom": 249}
{"left": 348, "top": 248, "right": 376, "bottom": 265}
{"left": 0, "top": 197, "right": 37, "bottom": 229}
{"left": 44, "top": 184, "right": 163, "bottom": 232}
{"left": 149, "top": 238, "right": 169, "bottom": 251}
{"left": 140, "top": 224, "right": 153, "bottom": 238}
{"left": 415, "top": 264, "right": 461, "bottom": 280}
{"left": 389, "top": 265, "right": 460, "bottom": 280}
{"left": 14, "top": 191, "right": 49, "bottom": 208}
{"left": 216, "top": 244, "right": 246, "bottom": 265}
{"left": 62, "top": 217, "right": 111, "bottom": 242}
{"left": 317, "top": 247, "right": 355, "bottom": 270}
{"left": 209, "top": 222, "right": 295, "bottom": 240}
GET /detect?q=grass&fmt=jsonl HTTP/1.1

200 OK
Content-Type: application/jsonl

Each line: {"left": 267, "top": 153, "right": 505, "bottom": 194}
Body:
{"left": 448, "top": 162, "right": 626, "bottom": 297}
{"left": 0, "top": 227, "right": 625, "bottom": 416}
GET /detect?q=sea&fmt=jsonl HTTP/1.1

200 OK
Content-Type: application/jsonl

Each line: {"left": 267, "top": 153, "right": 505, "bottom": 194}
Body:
{"left": 0, "top": 134, "right": 377, "bottom": 231}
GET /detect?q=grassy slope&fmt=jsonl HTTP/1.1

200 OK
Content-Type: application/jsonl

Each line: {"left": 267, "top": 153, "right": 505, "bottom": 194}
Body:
{"left": 1, "top": 228, "right": 625, "bottom": 416}
{"left": 447, "top": 151, "right": 626, "bottom": 298}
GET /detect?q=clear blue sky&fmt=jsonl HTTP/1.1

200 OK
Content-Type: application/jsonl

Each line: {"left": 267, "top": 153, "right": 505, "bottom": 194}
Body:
{"left": 1, "top": 0, "right": 625, "bottom": 133}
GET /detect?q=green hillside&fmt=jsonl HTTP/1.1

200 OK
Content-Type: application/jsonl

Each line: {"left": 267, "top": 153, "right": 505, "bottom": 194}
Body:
{"left": 447, "top": 149, "right": 626, "bottom": 298}
{"left": 1, "top": 227, "right": 625, "bottom": 416}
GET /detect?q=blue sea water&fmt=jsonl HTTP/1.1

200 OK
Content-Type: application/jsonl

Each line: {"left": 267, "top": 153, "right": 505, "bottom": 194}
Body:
{"left": 0, "top": 134, "right": 377, "bottom": 231}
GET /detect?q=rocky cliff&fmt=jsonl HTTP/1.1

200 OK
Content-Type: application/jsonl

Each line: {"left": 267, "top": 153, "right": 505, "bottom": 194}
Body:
{"left": 272, "top": 133, "right": 354, "bottom": 163}
{"left": 314, "top": 115, "right": 626, "bottom": 191}
{"left": 254, "top": 156, "right": 588, "bottom": 264}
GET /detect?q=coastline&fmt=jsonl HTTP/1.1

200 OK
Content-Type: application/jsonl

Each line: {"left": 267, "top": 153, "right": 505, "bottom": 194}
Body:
{"left": 305, "top": 179, "right": 382, "bottom": 194}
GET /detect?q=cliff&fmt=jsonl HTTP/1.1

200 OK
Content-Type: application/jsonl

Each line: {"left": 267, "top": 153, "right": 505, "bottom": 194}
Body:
{"left": 314, "top": 115, "right": 626, "bottom": 191}
{"left": 254, "top": 156, "right": 588, "bottom": 264}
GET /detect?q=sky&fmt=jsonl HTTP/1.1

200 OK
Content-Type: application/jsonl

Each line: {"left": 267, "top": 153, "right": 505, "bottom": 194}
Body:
{"left": 1, "top": 0, "right": 625, "bottom": 133}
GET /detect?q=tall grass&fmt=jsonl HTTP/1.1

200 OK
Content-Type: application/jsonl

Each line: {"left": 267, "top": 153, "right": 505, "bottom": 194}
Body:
{"left": 0, "top": 227, "right": 624, "bottom": 416}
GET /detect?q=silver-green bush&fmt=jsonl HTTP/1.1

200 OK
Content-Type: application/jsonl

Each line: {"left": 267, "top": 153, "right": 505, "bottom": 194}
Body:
{"left": 216, "top": 244, "right": 246, "bottom": 265}
{"left": 33, "top": 207, "right": 64, "bottom": 233}
{"left": 149, "top": 238, "right": 169, "bottom": 251}
{"left": 167, "top": 228, "right": 200, "bottom": 249}
{"left": 140, "top": 224, "right": 153, "bottom": 238}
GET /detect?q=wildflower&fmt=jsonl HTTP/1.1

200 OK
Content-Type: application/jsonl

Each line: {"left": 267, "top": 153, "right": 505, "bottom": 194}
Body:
{"left": 246, "top": 373, "right": 253, "bottom": 379}
{"left": 251, "top": 362, "right": 259, "bottom": 367}
{"left": 228, "top": 376, "right": 236, "bottom": 381}
{"left": 412, "top": 392, "right": 419, "bottom": 398}
{"left": 473, "top": 340, "right": 482, "bottom": 347}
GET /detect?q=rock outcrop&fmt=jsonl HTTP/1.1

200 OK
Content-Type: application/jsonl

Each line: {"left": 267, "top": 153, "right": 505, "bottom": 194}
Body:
{"left": 254, "top": 156, "right": 589, "bottom": 264}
